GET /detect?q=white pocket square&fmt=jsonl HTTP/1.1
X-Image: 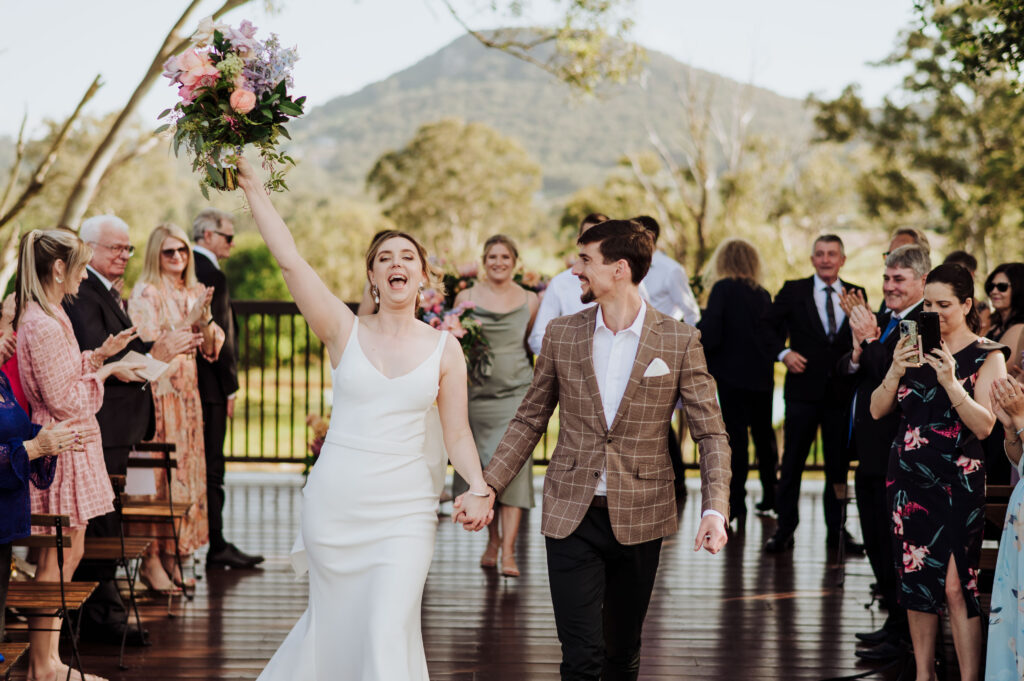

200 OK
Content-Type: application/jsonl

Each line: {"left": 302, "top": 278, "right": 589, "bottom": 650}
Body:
{"left": 643, "top": 357, "right": 670, "bottom": 377}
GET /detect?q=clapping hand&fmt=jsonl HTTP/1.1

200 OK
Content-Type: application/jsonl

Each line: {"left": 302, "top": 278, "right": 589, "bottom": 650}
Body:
{"left": 452, "top": 489, "right": 495, "bottom": 531}
{"left": 184, "top": 287, "right": 214, "bottom": 329}
{"left": 922, "top": 340, "right": 957, "bottom": 389}
{"left": 151, "top": 327, "right": 203, "bottom": 362}
{"left": 27, "top": 419, "right": 84, "bottom": 460}
{"left": 838, "top": 288, "right": 868, "bottom": 317}
{"left": 990, "top": 377, "right": 1024, "bottom": 432}
{"left": 0, "top": 331, "right": 17, "bottom": 366}
{"left": 96, "top": 327, "right": 139, "bottom": 363}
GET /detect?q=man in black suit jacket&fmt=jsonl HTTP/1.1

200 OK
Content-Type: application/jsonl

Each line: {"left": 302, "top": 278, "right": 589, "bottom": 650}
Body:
{"left": 764, "top": 234, "right": 865, "bottom": 553}
{"left": 67, "top": 215, "right": 198, "bottom": 645}
{"left": 838, "top": 244, "right": 929, "bottom": 660}
{"left": 192, "top": 208, "right": 263, "bottom": 569}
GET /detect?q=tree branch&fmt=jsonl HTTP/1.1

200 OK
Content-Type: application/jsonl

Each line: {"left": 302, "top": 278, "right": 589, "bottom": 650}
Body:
{"left": 0, "top": 113, "right": 27, "bottom": 217}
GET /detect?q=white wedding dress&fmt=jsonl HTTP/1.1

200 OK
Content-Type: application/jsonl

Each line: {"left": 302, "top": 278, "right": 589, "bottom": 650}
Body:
{"left": 258, "top": 319, "right": 449, "bottom": 681}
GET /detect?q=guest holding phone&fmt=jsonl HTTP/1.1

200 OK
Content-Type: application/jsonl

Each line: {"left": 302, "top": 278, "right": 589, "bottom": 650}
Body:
{"left": 870, "top": 263, "right": 1007, "bottom": 681}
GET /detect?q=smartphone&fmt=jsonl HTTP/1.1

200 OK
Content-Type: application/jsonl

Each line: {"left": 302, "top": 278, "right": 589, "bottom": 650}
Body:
{"left": 919, "top": 312, "right": 941, "bottom": 359}
{"left": 899, "top": 319, "right": 920, "bottom": 364}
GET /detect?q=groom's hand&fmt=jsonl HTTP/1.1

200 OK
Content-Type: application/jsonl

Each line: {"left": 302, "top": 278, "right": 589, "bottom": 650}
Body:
{"left": 693, "top": 514, "right": 728, "bottom": 554}
{"left": 451, "top": 490, "right": 496, "bottom": 531}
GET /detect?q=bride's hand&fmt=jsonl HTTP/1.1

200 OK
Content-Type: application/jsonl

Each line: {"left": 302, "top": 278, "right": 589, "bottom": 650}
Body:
{"left": 452, "top": 490, "right": 495, "bottom": 531}
{"left": 235, "top": 156, "right": 258, "bottom": 190}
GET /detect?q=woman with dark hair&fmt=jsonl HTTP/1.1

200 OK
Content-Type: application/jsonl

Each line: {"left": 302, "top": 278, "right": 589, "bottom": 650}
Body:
{"left": 871, "top": 263, "right": 1007, "bottom": 681}
{"left": 982, "top": 262, "right": 1024, "bottom": 485}
{"left": 697, "top": 238, "right": 777, "bottom": 521}
{"left": 452, "top": 234, "right": 539, "bottom": 577}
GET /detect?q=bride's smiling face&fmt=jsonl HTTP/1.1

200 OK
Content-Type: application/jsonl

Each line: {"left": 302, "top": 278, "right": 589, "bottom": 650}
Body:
{"left": 368, "top": 236, "right": 425, "bottom": 307}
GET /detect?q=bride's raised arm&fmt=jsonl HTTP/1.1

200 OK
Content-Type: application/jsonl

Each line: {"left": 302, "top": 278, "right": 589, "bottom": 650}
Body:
{"left": 236, "top": 158, "right": 353, "bottom": 364}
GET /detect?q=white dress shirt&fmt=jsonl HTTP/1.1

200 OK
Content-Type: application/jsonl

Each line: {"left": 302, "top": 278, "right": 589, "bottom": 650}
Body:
{"left": 192, "top": 244, "right": 220, "bottom": 270}
{"left": 592, "top": 300, "right": 647, "bottom": 496}
{"left": 778, "top": 273, "right": 849, "bottom": 361}
{"left": 86, "top": 265, "right": 114, "bottom": 291}
{"left": 642, "top": 250, "right": 700, "bottom": 326}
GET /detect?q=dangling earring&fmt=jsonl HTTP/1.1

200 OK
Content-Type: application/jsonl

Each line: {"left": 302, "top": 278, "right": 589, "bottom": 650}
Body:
{"left": 371, "top": 285, "right": 379, "bottom": 306}
{"left": 56, "top": 276, "right": 64, "bottom": 284}
{"left": 419, "top": 283, "right": 425, "bottom": 301}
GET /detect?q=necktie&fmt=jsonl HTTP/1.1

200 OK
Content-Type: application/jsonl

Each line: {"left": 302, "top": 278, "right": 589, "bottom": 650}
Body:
{"left": 880, "top": 314, "right": 899, "bottom": 342}
{"left": 824, "top": 285, "right": 837, "bottom": 342}
{"left": 110, "top": 286, "right": 127, "bottom": 313}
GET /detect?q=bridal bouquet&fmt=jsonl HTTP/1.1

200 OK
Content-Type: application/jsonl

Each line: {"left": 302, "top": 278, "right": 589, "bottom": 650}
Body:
{"left": 418, "top": 290, "right": 492, "bottom": 383}
{"left": 304, "top": 413, "right": 329, "bottom": 477}
{"left": 158, "top": 17, "right": 305, "bottom": 196}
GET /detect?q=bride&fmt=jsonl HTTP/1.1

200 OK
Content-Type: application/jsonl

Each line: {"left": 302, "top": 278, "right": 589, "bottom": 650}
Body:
{"left": 236, "top": 158, "right": 495, "bottom": 680}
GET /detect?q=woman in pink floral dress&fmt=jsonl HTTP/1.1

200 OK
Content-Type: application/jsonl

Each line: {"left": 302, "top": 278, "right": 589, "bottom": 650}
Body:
{"left": 16, "top": 228, "right": 144, "bottom": 681}
{"left": 129, "top": 223, "right": 222, "bottom": 590}
{"left": 871, "top": 264, "right": 1008, "bottom": 681}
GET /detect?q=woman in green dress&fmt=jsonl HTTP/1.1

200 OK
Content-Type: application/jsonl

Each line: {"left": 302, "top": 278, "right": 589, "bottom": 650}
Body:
{"left": 453, "top": 235, "right": 539, "bottom": 577}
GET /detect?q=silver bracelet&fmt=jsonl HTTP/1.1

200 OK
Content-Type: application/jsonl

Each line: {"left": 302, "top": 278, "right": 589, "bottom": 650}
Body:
{"left": 468, "top": 489, "right": 491, "bottom": 498}
{"left": 1016, "top": 425, "right": 1024, "bottom": 439}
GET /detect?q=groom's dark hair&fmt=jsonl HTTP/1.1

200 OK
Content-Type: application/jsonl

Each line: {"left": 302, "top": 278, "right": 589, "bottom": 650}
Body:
{"left": 577, "top": 219, "right": 654, "bottom": 284}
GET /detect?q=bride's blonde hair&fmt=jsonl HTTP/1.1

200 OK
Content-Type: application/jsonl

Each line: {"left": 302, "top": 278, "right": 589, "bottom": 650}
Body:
{"left": 15, "top": 228, "right": 93, "bottom": 329}
{"left": 364, "top": 231, "right": 443, "bottom": 313}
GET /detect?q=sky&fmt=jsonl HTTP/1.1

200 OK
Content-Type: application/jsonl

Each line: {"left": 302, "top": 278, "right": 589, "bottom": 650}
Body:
{"left": 0, "top": 0, "right": 918, "bottom": 139}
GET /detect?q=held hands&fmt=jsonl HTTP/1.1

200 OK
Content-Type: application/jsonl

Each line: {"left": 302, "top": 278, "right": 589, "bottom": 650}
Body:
{"left": 27, "top": 419, "right": 84, "bottom": 460}
{"left": 452, "top": 488, "right": 496, "bottom": 531}
{"left": 693, "top": 514, "right": 728, "bottom": 554}
{"left": 921, "top": 340, "right": 957, "bottom": 389}
{"left": 990, "top": 377, "right": 1024, "bottom": 431}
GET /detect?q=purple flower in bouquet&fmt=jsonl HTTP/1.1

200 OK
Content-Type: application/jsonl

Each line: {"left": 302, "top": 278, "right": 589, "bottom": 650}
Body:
{"left": 243, "top": 34, "right": 299, "bottom": 96}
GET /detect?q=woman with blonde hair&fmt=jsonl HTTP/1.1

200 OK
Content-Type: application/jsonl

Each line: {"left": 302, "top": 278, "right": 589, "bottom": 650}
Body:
{"left": 15, "top": 228, "right": 143, "bottom": 681}
{"left": 128, "top": 223, "right": 222, "bottom": 591}
{"left": 452, "top": 234, "right": 539, "bottom": 577}
{"left": 697, "top": 238, "right": 778, "bottom": 522}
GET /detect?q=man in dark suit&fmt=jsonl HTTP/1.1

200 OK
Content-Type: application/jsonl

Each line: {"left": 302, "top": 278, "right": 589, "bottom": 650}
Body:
{"left": 191, "top": 208, "right": 264, "bottom": 569}
{"left": 764, "top": 234, "right": 865, "bottom": 553}
{"left": 839, "top": 244, "right": 929, "bottom": 661}
{"left": 67, "top": 215, "right": 199, "bottom": 645}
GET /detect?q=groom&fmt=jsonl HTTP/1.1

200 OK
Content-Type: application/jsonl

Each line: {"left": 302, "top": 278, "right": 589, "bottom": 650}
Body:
{"left": 459, "top": 219, "right": 730, "bottom": 681}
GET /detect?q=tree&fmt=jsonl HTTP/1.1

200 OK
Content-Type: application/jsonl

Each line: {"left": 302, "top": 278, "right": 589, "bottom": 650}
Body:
{"left": 915, "top": 1, "right": 1024, "bottom": 78}
{"left": 366, "top": 118, "right": 542, "bottom": 263}
{"left": 812, "top": 20, "right": 1024, "bottom": 268}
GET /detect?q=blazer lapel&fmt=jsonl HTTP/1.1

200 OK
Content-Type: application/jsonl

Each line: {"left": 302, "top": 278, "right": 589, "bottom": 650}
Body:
{"left": 576, "top": 307, "right": 609, "bottom": 433}
{"left": 87, "top": 271, "right": 132, "bottom": 328}
{"left": 803, "top": 277, "right": 827, "bottom": 340}
{"left": 608, "top": 307, "right": 661, "bottom": 433}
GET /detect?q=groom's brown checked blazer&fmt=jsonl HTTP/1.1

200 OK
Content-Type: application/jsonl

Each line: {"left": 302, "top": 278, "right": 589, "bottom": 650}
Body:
{"left": 484, "top": 305, "right": 731, "bottom": 546}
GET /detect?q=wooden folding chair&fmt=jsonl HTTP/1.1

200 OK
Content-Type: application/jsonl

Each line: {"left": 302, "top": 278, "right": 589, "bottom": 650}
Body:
{"left": 0, "top": 642, "right": 28, "bottom": 681}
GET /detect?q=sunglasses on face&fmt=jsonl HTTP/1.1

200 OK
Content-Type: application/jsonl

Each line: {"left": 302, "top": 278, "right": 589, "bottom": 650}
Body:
{"left": 161, "top": 246, "right": 190, "bottom": 259}
{"left": 213, "top": 230, "right": 234, "bottom": 244}
{"left": 986, "top": 282, "right": 1010, "bottom": 293}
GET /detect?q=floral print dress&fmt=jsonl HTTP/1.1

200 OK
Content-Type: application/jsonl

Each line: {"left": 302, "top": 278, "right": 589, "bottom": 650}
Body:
{"left": 986, "top": 461, "right": 1024, "bottom": 681}
{"left": 888, "top": 339, "right": 1007, "bottom": 617}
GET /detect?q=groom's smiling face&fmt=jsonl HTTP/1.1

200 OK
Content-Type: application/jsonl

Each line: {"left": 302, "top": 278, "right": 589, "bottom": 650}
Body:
{"left": 572, "top": 241, "right": 617, "bottom": 304}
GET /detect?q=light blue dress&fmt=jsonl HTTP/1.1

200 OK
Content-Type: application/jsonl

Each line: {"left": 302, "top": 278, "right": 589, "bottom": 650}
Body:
{"left": 985, "top": 455, "right": 1024, "bottom": 681}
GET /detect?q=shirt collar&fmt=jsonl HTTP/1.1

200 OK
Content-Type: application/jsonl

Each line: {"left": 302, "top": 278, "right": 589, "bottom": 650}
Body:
{"left": 813, "top": 273, "right": 841, "bottom": 292}
{"left": 192, "top": 245, "right": 220, "bottom": 270}
{"left": 890, "top": 298, "right": 924, "bottom": 320}
{"left": 595, "top": 299, "right": 647, "bottom": 337}
{"left": 86, "top": 265, "right": 114, "bottom": 291}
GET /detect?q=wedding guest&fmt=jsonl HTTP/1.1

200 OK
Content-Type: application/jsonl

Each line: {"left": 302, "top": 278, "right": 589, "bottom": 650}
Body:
{"left": 983, "top": 262, "right": 1024, "bottom": 485}
{"left": 526, "top": 213, "right": 608, "bottom": 356}
{"left": 985, "top": 376, "right": 1024, "bottom": 680}
{"left": 15, "top": 228, "right": 143, "bottom": 681}
{"left": 764, "top": 235, "right": 865, "bottom": 553}
{"left": 128, "top": 223, "right": 223, "bottom": 589}
{"left": 0, "top": 294, "right": 28, "bottom": 413}
{"left": 840, "top": 244, "right": 929, "bottom": 662}
{"left": 192, "top": 208, "right": 264, "bottom": 569}
{"left": 697, "top": 238, "right": 777, "bottom": 522}
{"left": 885, "top": 227, "right": 931, "bottom": 258}
{"left": 452, "top": 235, "right": 539, "bottom": 577}
{"left": 633, "top": 216, "right": 700, "bottom": 326}
{"left": 870, "top": 263, "right": 1007, "bottom": 681}
{"left": 68, "top": 214, "right": 198, "bottom": 643}
{"left": 944, "top": 251, "right": 978, "bottom": 279}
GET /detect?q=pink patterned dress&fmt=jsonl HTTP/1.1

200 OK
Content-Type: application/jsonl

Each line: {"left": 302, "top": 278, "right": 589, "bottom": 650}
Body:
{"left": 17, "top": 302, "right": 112, "bottom": 529}
{"left": 128, "top": 282, "right": 223, "bottom": 555}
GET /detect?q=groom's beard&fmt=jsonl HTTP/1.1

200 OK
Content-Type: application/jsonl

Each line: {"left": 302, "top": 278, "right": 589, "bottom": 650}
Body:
{"left": 580, "top": 290, "right": 595, "bottom": 304}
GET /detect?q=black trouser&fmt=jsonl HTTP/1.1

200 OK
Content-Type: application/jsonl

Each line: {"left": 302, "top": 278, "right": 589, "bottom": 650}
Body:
{"left": 718, "top": 385, "right": 777, "bottom": 515}
{"left": 775, "top": 399, "right": 848, "bottom": 538}
{"left": 545, "top": 503, "right": 662, "bottom": 681}
{"left": 0, "top": 541, "right": 10, "bottom": 640}
{"left": 73, "top": 445, "right": 131, "bottom": 629}
{"left": 202, "top": 400, "right": 228, "bottom": 552}
{"left": 855, "top": 467, "right": 907, "bottom": 637}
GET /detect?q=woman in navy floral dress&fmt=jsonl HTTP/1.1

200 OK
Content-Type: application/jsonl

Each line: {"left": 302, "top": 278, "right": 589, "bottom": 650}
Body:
{"left": 871, "top": 264, "right": 1007, "bottom": 681}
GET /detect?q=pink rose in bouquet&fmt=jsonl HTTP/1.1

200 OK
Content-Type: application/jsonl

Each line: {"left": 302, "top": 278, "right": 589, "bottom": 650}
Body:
{"left": 229, "top": 88, "right": 258, "bottom": 114}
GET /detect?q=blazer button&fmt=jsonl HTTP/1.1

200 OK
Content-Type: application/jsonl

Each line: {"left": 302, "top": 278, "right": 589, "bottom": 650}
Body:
{"left": 606, "top": 437, "right": 613, "bottom": 444}
{"left": 593, "top": 471, "right": 600, "bottom": 478}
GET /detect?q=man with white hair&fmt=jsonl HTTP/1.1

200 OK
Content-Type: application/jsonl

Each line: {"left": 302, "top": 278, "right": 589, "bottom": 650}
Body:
{"left": 67, "top": 214, "right": 199, "bottom": 645}
{"left": 192, "top": 208, "right": 263, "bottom": 570}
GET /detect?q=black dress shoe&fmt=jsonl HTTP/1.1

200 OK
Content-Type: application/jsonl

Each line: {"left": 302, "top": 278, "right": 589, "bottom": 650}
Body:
{"left": 80, "top": 623, "right": 150, "bottom": 647}
{"left": 854, "top": 640, "right": 908, "bottom": 662}
{"left": 207, "top": 543, "right": 265, "bottom": 569}
{"left": 855, "top": 627, "right": 890, "bottom": 644}
{"left": 754, "top": 500, "right": 775, "bottom": 516}
{"left": 827, "top": 530, "right": 865, "bottom": 555}
{"left": 764, "top": 533, "right": 794, "bottom": 553}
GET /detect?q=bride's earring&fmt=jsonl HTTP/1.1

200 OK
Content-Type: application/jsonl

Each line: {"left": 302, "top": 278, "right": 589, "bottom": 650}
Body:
{"left": 418, "top": 283, "right": 424, "bottom": 301}
{"left": 371, "top": 285, "right": 379, "bottom": 306}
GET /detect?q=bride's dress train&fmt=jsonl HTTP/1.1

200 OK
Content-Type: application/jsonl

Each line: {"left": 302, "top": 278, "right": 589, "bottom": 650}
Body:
{"left": 258, "top": 319, "right": 449, "bottom": 681}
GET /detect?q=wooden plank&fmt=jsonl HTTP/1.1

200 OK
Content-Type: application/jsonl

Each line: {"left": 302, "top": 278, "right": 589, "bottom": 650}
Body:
{"left": 5, "top": 581, "right": 98, "bottom": 610}
{"left": 0, "top": 643, "right": 29, "bottom": 676}
{"left": 29, "top": 514, "right": 70, "bottom": 527}
{"left": 121, "top": 502, "right": 190, "bottom": 520}
{"left": 81, "top": 537, "right": 154, "bottom": 562}
{"left": 10, "top": 535, "right": 73, "bottom": 548}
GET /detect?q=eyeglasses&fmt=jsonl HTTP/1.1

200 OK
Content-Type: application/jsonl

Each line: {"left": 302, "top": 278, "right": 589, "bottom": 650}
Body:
{"left": 161, "top": 247, "right": 190, "bottom": 259}
{"left": 92, "top": 242, "right": 135, "bottom": 257}
{"left": 212, "top": 230, "right": 234, "bottom": 244}
{"left": 986, "top": 281, "right": 1010, "bottom": 293}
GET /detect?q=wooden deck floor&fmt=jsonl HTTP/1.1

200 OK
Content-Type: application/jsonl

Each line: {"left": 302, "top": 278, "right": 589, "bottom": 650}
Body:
{"left": 8, "top": 473, "right": 912, "bottom": 680}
